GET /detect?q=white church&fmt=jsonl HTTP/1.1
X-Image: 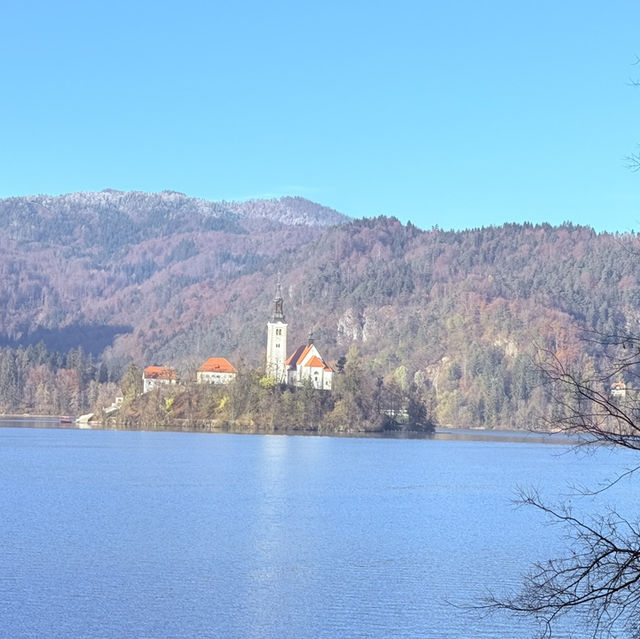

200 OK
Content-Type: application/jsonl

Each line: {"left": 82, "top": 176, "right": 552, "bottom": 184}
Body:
{"left": 266, "top": 282, "right": 335, "bottom": 390}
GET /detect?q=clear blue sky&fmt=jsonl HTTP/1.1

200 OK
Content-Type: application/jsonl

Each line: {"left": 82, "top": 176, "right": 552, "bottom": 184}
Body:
{"left": 1, "top": 0, "right": 639, "bottom": 232}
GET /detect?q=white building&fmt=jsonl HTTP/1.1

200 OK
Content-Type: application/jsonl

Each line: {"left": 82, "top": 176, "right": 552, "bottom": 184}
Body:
{"left": 610, "top": 381, "right": 627, "bottom": 398}
{"left": 265, "top": 281, "right": 334, "bottom": 390}
{"left": 196, "top": 357, "right": 237, "bottom": 384}
{"left": 142, "top": 366, "right": 178, "bottom": 393}
{"left": 286, "top": 337, "right": 334, "bottom": 390}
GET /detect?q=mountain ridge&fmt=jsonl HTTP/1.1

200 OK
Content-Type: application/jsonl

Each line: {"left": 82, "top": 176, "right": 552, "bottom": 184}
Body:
{"left": 0, "top": 190, "right": 349, "bottom": 230}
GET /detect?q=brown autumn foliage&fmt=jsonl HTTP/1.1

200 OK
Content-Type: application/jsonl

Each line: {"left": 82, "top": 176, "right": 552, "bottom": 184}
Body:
{"left": 1, "top": 191, "right": 639, "bottom": 428}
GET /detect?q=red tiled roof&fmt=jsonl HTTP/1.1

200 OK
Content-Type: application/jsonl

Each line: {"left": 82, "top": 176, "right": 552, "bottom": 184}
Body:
{"left": 198, "top": 357, "right": 237, "bottom": 374}
{"left": 143, "top": 366, "right": 178, "bottom": 380}
{"left": 303, "top": 355, "right": 325, "bottom": 368}
{"left": 285, "top": 344, "right": 309, "bottom": 367}
{"left": 287, "top": 344, "right": 335, "bottom": 374}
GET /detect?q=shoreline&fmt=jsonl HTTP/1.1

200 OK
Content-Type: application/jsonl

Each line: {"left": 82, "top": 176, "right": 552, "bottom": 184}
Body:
{"left": 0, "top": 416, "right": 574, "bottom": 444}
{"left": 0, "top": 415, "right": 436, "bottom": 440}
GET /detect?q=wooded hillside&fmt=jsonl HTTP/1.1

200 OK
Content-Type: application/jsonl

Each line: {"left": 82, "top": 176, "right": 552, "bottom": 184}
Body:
{"left": 1, "top": 190, "right": 638, "bottom": 428}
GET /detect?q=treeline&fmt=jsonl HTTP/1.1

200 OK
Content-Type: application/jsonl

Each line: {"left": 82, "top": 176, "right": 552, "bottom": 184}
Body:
{"left": 0, "top": 343, "right": 119, "bottom": 416}
{"left": 118, "top": 348, "right": 435, "bottom": 436}
{"left": 0, "top": 335, "right": 560, "bottom": 431}
{"left": 0, "top": 342, "right": 437, "bottom": 437}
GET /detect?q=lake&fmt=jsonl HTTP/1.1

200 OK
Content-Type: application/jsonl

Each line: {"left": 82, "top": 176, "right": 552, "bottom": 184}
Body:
{"left": 0, "top": 421, "right": 635, "bottom": 638}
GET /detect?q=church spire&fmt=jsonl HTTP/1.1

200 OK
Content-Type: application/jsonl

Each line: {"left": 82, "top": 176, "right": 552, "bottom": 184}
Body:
{"left": 272, "top": 273, "right": 285, "bottom": 322}
{"left": 266, "top": 274, "right": 288, "bottom": 382}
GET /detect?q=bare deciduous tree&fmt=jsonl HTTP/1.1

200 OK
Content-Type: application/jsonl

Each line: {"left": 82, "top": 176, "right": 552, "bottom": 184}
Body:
{"left": 485, "top": 333, "right": 640, "bottom": 639}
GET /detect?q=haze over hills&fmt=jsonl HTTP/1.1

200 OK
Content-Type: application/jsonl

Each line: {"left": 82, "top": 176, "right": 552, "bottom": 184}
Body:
{"left": 1, "top": 189, "right": 639, "bottom": 428}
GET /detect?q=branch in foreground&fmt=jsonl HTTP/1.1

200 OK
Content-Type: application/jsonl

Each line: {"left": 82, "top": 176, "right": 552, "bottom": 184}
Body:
{"left": 536, "top": 349, "right": 640, "bottom": 452}
{"left": 484, "top": 490, "right": 640, "bottom": 639}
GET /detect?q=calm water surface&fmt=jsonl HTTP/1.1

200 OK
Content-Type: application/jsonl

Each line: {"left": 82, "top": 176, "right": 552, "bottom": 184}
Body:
{"left": 0, "top": 421, "right": 635, "bottom": 638}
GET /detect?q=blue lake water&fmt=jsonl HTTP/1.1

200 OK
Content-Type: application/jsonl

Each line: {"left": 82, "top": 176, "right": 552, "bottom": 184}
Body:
{"left": 0, "top": 422, "right": 636, "bottom": 638}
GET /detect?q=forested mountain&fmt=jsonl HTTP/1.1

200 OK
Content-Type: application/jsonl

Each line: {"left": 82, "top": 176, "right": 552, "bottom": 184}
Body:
{"left": 1, "top": 190, "right": 638, "bottom": 428}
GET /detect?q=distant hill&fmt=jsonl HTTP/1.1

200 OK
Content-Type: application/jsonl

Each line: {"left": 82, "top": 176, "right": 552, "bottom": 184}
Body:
{"left": 223, "top": 195, "right": 348, "bottom": 226}
{"left": 1, "top": 190, "right": 639, "bottom": 428}
{"left": 0, "top": 190, "right": 348, "bottom": 247}
{"left": 0, "top": 189, "right": 347, "bottom": 351}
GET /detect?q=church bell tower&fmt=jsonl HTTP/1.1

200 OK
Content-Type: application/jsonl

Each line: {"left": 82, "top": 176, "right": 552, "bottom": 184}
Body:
{"left": 266, "top": 278, "right": 288, "bottom": 382}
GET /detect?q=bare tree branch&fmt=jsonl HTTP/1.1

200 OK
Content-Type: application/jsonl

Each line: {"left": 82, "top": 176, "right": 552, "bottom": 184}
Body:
{"left": 485, "top": 340, "right": 640, "bottom": 638}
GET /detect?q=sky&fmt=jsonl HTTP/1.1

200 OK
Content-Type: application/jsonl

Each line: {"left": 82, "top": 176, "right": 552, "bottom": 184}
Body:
{"left": 1, "top": 0, "right": 639, "bottom": 232}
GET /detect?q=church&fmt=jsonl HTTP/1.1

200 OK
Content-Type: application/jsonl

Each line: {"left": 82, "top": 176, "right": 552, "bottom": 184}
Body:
{"left": 265, "top": 282, "right": 334, "bottom": 390}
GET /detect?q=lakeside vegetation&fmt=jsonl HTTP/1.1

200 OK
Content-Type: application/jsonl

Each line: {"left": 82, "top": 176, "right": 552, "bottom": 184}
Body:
{"left": 116, "top": 347, "right": 435, "bottom": 436}
{"left": 0, "top": 342, "right": 119, "bottom": 417}
{"left": 0, "top": 342, "right": 434, "bottom": 435}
